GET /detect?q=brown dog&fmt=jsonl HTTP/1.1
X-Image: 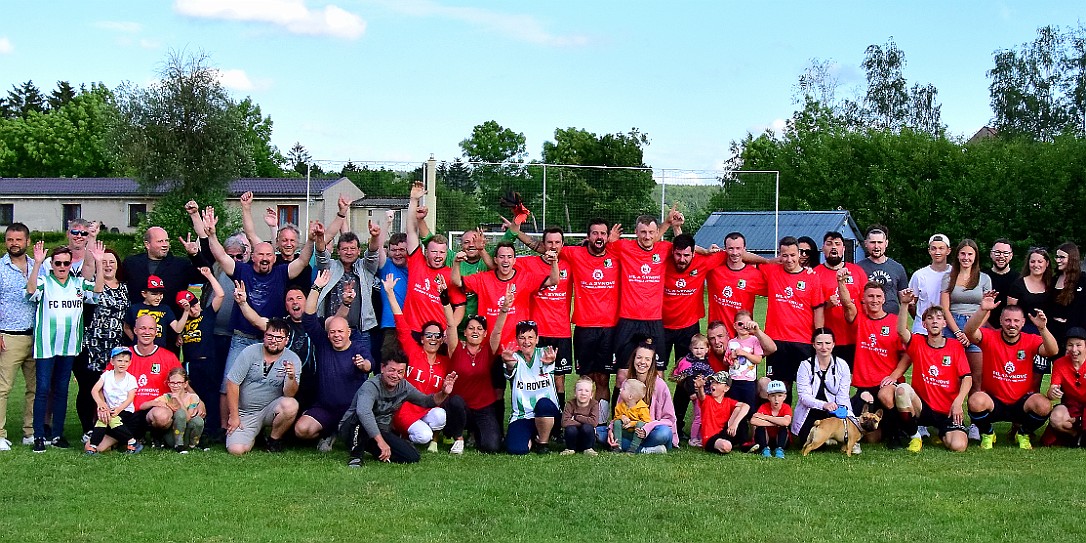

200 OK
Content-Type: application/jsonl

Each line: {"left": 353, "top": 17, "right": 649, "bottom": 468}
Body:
{"left": 801, "top": 406, "right": 883, "bottom": 457}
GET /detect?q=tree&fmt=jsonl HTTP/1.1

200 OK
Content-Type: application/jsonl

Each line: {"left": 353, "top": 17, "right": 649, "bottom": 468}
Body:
{"left": 235, "top": 98, "right": 284, "bottom": 178}
{"left": 437, "top": 158, "right": 474, "bottom": 193}
{"left": 115, "top": 50, "right": 252, "bottom": 246}
{"left": 459, "top": 120, "right": 527, "bottom": 163}
{"left": 794, "top": 58, "right": 841, "bottom": 108}
{"left": 47, "top": 81, "right": 77, "bottom": 111}
{"left": 4, "top": 81, "right": 45, "bottom": 119}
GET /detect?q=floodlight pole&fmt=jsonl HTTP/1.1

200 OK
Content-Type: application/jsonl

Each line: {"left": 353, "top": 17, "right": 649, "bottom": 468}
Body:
{"left": 304, "top": 163, "right": 311, "bottom": 238}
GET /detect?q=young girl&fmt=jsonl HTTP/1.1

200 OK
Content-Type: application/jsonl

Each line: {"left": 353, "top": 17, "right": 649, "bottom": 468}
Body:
{"left": 560, "top": 377, "right": 600, "bottom": 455}
{"left": 144, "top": 367, "right": 206, "bottom": 453}
{"left": 612, "top": 379, "right": 651, "bottom": 452}
{"left": 671, "top": 334, "right": 713, "bottom": 447}
{"left": 85, "top": 347, "right": 142, "bottom": 455}
{"left": 727, "top": 311, "right": 765, "bottom": 408}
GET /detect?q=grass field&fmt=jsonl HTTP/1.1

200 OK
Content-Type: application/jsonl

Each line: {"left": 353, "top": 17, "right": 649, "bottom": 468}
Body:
{"left": 3, "top": 301, "right": 1084, "bottom": 542}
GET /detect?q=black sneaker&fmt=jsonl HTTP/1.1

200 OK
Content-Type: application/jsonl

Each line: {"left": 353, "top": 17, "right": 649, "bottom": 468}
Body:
{"left": 265, "top": 437, "right": 284, "bottom": 453}
{"left": 33, "top": 438, "right": 46, "bottom": 453}
{"left": 50, "top": 436, "right": 70, "bottom": 449}
{"left": 532, "top": 440, "right": 551, "bottom": 455}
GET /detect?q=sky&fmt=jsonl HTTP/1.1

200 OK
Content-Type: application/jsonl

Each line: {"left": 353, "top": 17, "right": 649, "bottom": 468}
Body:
{"left": 1, "top": 1, "right": 1083, "bottom": 175}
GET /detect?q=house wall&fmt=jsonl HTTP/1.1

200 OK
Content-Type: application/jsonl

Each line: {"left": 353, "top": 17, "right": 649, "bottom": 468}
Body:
{"left": 0, "top": 197, "right": 157, "bottom": 234}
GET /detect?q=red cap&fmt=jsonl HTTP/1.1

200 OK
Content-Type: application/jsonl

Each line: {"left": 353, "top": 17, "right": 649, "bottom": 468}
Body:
{"left": 146, "top": 275, "right": 165, "bottom": 291}
{"left": 176, "top": 290, "right": 197, "bottom": 306}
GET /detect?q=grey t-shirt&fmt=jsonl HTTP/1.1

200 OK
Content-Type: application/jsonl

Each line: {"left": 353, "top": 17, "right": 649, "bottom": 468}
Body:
{"left": 346, "top": 375, "right": 436, "bottom": 438}
{"left": 858, "top": 257, "right": 909, "bottom": 315}
{"left": 942, "top": 272, "right": 993, "bottom": 316}
{"left": 226, "top": 343, "right": 301, "bottom": 414}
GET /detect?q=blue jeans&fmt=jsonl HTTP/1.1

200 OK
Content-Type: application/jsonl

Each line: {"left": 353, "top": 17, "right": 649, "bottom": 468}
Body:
{"left": 596, "top": 423, "right": 674, "bottom": 451}
{"left": 505, "top": 398, "right": 560, "bottom": 455}
{"left": 33, "top": 355, "right": 75, "bottom": 439}
{"left": 221, "top": 335, "right": 260, "bottom": 393}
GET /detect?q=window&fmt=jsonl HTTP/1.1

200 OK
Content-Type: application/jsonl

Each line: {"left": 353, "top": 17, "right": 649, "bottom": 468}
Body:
{"left": 277, "top": 205, "right": 299, "bottom": 227}
{"left": 62, "top": 204, "right": 81, "bottom": 231}
{"left": 128, "top": 203, "right": 147, "bottom": 227}
{"left": 0, "top": 204, "right": 12, "bottom": 226}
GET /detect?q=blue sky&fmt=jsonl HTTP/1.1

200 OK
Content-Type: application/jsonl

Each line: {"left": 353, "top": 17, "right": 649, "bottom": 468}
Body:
{"left": 1, "top": 1, "right": 1083, "bottom": 173}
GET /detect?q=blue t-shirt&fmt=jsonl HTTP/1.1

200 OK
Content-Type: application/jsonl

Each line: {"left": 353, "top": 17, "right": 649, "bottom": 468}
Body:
{"left": 378, "top": 260, "right": 408, "bottom": 330}
{"left": 302, "top": 312, "right": 371, "bottom": 409}
{"left": 230, "top": 263, "right": 290, "bottom": 336}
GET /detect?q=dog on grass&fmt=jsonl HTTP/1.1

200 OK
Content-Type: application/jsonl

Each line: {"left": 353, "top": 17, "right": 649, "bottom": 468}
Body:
{"left": 801, "top": 406, "right": 883, "bottom": 457}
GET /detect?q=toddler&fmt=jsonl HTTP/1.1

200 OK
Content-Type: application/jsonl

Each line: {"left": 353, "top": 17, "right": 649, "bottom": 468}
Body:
{"left": 560, "top": 377, "right": 600, "bottom": 456}
{"left": 671, "top": 334, "right": 714, "bottom": 447}
{"left": 85, "top": 347, "right": 143, "bottom": 454}
{"left": 612, "top": 379, "right": 651, "bottom": 452}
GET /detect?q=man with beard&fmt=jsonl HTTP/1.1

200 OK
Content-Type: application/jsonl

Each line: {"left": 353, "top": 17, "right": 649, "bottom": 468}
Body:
{"left": 661, "top": 234, "right": 725, "bottom": 367}
{"left": 987, "top": 239, "right": 1019, "bottom": 329}
{"left": 403, "top": 181, "right": 467, "bottom": 333}
{"left": 813, "top": 231, "right": 868, "bottom": 366}
{"left": 225, "top": 319, "right": 301, "bottom": 455}
{"left": 239, "top": 191, "right": 313, "bottom": 293}
{"left": 964, "top": 292, "right": 1058, "bottom": 450}
{"left": 762, "top": 236, "right": 825, "bottom": 401}
{"left": 0, "top": 223, "right": 36, "bottom": 449}
{"left": 857, "top": 225, "right": 909, "bottom": 316}
{"left": 295, "top": 270, "right": 372, "bottom": 452}
{"left": 707, "top": 232, "right": 767, "bottom": 337}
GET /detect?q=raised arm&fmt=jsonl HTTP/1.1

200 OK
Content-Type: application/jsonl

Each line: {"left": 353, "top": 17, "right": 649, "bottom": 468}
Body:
{"left": 490, "top": 283, "right": 514, "bottom": 353}
{"left": 232, "top": 280, "right": 268, "bottom": 331}
{"left": 501, "top": 216, "right": 545, "bottom": 254}
{"left": 897, "top": 289, "right": 914, "bottom": 345}
{"left": 199, "top": 266, "right": 225, "bottom": 313}
{"left": 325, "top": 194, "right": 352, "bottom": 246}
{"left": 286, "top": 222, "right": 316, "bottom": 279}
{"left": 377, "top": 210, "right": 393, "bottom": 269}
{"left": 964, "top": 290, "right": 998, "bottom": 345}
{"left": 306, "top": 269, "right": 332, "bottom": 315}
{"left": 837, "top": 268, "right": 858, "bottom": 323}
{"left": 239, "top": 191, "right": 265, "bottom": 249}
{"left": 381, "top": 273, "right": 403, "bottom": 316}
{"left": 204, "top": 207, "right": 236, "bottom": 277}
{"left": 450, "top": 252, "right": 466, "bottom": 288}
{"left": 88, "top": 240, "right": 106, "bottom": 294}
{"left": 81, "top": 221, "right": 101, "bottom": 280}
{"left": 26, "top": 241, "right": 45, "bottom": 295}
{"left": 406, "top": 181, "right": 425, "bottom": 253}
{"left": 541, "top": 249, "right": 560, "bottom": 287}
{"left": 1031, "top": 309, "right": 1059, "bottom": 357}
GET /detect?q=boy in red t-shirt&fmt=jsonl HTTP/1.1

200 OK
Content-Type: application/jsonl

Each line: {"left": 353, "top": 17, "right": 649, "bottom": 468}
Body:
{"left": 750, "top": 380, "right": 793, "bottom": 458}
{"left": 693, "top": 371, "right": 750, "bottom": 454}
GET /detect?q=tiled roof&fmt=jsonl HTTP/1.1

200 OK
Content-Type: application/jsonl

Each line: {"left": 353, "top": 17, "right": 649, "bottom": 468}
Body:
{"left": 694, "top": 210, "right": 863, "bottom": 260}
{"left": 351, "top": 197, "right": 410, "bottom": 208}
{"left": 0, "top": 177, "right": 349, "bottom": 197}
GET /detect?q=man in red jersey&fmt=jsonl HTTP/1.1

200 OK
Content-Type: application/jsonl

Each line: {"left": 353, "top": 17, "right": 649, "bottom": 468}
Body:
{"left": 813, "top": 231, "right": 867, "bottom": 367}
{"left": 661, "top": 233, "right": 726, "bottom": 367}
{"left": 611, "top": 213, "right": 679, "bottom": 371}
{"left": 707, "top": 232, "right": 767, "bottom": 337}
{"left": 893, "top": 290, "right": 972, "bottom": 452}
{"left": 964, "top": 292, "right": 1058, "bottom": 450}
{"left": 762, "top": 236, "right": 825, "bottom": 401}
{"left": 403, "top": 181, "right": 466, "bottom": 332}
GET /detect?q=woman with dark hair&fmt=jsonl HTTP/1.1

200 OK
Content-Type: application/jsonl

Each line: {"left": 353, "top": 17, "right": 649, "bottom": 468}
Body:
{"left": 797, "top": 236, "right": 819, "bottom": 268}
{"left": 381, "top": 274, "right": 467, "bottom": 454}
{"left": 75, "top": 247, "right": 130, "bottom": 439}
{"left": 608, "top": 339, "right": 678, "bottom": 452}
{"left": 939, "top": 239, "right": 991, "bottom": 389}
{"left": 791, "top": 328, "right": 854, "bottom": 450}
{"left": 1008, "top": 247, "right": 1054, "bottom": 335}
{"left": 1049, "top": 243, "right": 1086, "bottom": 357}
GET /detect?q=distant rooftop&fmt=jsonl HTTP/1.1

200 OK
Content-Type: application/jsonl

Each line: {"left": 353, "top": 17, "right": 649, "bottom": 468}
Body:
{"left": 0, "top": 177, "right": 350, "bottom": 197}
{"left": 694, "top": 210, "right": 863, "bottom": 260}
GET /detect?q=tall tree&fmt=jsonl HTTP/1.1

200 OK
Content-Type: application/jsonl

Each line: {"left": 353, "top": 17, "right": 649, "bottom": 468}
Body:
{"left": 5, "top": 81, "right": 45, "bottom": 119}
{"left": 234, "top": 98, "right": 284, "bottom": 178}
{"left": 47, "top": 81, "right": 77, "bottom": 111}
{"left": 459, "top": 120, "right": 527, "bottom": 163}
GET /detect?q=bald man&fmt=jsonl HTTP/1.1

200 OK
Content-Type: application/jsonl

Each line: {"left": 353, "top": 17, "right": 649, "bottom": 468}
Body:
{"left": 122, "top": 226, "right": 202, "bottom": 312}
{"left": 296, "top": 270, "right": 373, "bottom": 451}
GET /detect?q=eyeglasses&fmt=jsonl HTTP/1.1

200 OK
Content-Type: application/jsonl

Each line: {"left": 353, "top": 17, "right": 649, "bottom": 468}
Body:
{"left": 991, "top": 250, "right": 1012, "bottom": 256}
{"left": 422, "top": 331, "right": 444, "bottom": 339}
{"left": 52, "top": 260, "right": 72, "bottom": 267}
{"left": 227, "top": 253, "right": 246, "bottom": 260}
{"left": 264, "top": 334, "right": 286, "bottom": 341}
{"left": 167, "top": 381, "right": 186, "bottom": 386}
{"left": 69, "top": 230, "right": 89, "bottom": 237}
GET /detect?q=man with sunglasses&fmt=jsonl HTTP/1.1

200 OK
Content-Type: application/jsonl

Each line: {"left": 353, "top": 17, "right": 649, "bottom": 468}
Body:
{"left": 225, "top": 319, "right": 301, "bottom": 455}
{"left": 37, "top": 219, "right": 96, "bottom": 278}
{"left": 857, "top": 225, "right": 909, "bottom": 316}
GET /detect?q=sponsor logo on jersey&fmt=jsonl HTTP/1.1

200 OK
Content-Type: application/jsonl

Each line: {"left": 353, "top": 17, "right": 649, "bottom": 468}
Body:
{"left": 942, "top": 355, "right": 951, "bottom": 366}
{"left": 722, "top": 286, "right": 734, "bottom": 298}
{"left": 881, "top": 326, "right": 890, "bottom": 336}
{"left": 640, "top": 264, "right": 651, "bottom": 275}
{"left": 928, "top": 365, "right": 939, "bottom": 377}
{"left": 675, "top": 278, "right": 687, "bottom": 289}
{"left": 690, "top": 269, "right": 698, "bottom": 276}
{"left": 592, "top": 269, "right": 604, "bottom": 281}
{"left": 1004, "top": 361, "right": 1016, "bottom": 374}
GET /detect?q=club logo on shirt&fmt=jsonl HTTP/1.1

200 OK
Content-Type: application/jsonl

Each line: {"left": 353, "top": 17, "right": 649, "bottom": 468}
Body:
{"left": 928, "top": 365, "right": 940, "bottom": 377}
{"left": 796, "top": 281, "right": 806, "bottom": 291}
{"left": 559, "top": 270, "right": 568, "bottom": 279}
{"left": 845, "top": 275, "right": 854, "bottom": 284}
{"left": 1016, "top": 350, "right": 1026, "bottom": 361}
{"left": 737, "top": 279, "right": 747, "bottom": 289}
{"left": 604, "top": 259, "right": 613, "bottom": 268}
{"left": 881, "top": 326, "right": 890, "bottom": 336}
{"left": 1004, "top": 361, "right": 1016, "bottom": 374}
{"left": 675, "top": 278, "right": 687, "bottom": 289}
{"left": 640, "top": 264, "right": 651, "bottom": 275}
{"left": 652, "top": 254, "right": 661, "bottom": 264}
{"left": 690, "top": 269, "right": 699, "bottom": 276}
{"left": 722, "top": 286, "right": 734, "bottom": 298}
{"left": 592, "top": 269, "right": 604, "bottom": 281}
{"left": 942, "top": 355, "right": 951, "bottom": 366}
{"left": 151, "top": 363, "right": 161, "bottom": 374}
{"left": 783, "top": 286, "right": 794, "bottom": 298}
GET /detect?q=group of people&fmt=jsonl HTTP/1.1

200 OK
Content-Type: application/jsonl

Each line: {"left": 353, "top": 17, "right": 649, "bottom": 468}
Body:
{"left": 1, "top": 181, "right": 1083, "bottom": 465}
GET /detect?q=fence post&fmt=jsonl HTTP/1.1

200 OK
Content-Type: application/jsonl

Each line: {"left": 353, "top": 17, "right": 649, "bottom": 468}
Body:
{"left": 426, "top": 155, "right": 437, "bottom": 235}
{"left": 659, "top": 169, "right": 667, "bottom": 222}
{"left": 542, "top": 164, "right": 547, "bottom": 229}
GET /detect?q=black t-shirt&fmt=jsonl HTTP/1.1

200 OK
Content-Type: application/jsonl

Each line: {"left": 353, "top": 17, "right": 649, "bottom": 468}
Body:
{"left": 276, "top": 254, "right": 313, "bottom": 294}
{"left": 988, "top": 269, "right": 1020, "bottom": 328}
{"left": 1007, "top": 276, "right": 1051, "bottom": 332}
{"left": 126, "top": 302, "right": 178, "bottom": 353}
{"left": 179, "top": 308, "right": 217, "bottom": 362}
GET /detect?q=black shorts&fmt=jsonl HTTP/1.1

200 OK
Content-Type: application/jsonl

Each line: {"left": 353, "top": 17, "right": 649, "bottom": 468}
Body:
{"left": 573, "top": 326, "right": 616, "bottom": 375}
{"left": 850, "top": 386, "right": 881, "bottom": 415}
{"left": 613, "top": 318, "right": 666, "bottom": 371}
{"left": 703, "top": 429, "right": 736, "bottom": 453}
{"left": 833, "top": 344, "right": 855, "bottom": 369}
{"left": 766, "top": 341, "right": 813, "bottom": 384}
{"left": 663, "top": 323, "right": 700, "bottom": 370}
{"left": 988, "top": 393, "right": 1036, "bottom": 425}
{"left": 916, "top": 404, "right": 967, "bottom": 437}
{"left": 539, "top": 336, "right": 574, "bottom": 375}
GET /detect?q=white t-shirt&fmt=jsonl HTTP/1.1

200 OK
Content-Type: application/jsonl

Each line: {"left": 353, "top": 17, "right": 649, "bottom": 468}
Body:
{"left": 98, "top": 371, "right": 138, "bottom": 412}
{"left": 908, "top": 265, "right": 950, "bottom": 334}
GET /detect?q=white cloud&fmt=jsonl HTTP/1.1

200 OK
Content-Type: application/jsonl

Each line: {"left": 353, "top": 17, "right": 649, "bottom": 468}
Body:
{"left": 174, "top": 0, "right": 366, "bottom": 40}
{"left": 374, "top": 0, "right": 588, "bottom": 47}
{"left": 217, "top": 69, "right": 256, "bottom": 91}
{"left": 0, "top": 37, "right": 12, "bottom": 55}
{"left": 747, "top": 118, "right": 787, "bottom": 136}
{"left": 139, "top": 38, "right": 161, "bottom": 49}
{"left": 95, "top": 21, "right": 143, "bottom": 33}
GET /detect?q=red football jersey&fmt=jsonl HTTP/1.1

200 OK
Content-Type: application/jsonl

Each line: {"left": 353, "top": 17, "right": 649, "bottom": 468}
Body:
{"left": 707, "top": 264, "right": 767, "bottom": 336}
{"left": 463, "top": 268, "right": 548, "bottom": 347}
{"left": 561, "top": 246, "right": 620, "bottom": 328}
{"left": 907, "top": 337, "right": 970, "bottom": 415}
{"left": 977, "top": 327, "right": 1043, "bottom": 404}
{"left": 107, "top": 346, "right": 182, "bottom": 408}
{"left": 851, "top": 312, "right": 904, "bottom": 388}
{"left": 612, "top": 239, "right": 672, "bottom": 320}
{"left": 762, "top": 264, "right": 823, "bottom": 344}
{"left": 1050, "top": 354, "right": 1086, "bottom": 406}
{"left": 402, "top": 249, "right": 466, "bottom": 332}
{"left": 813, "top": 263, "right": 867, "bottom": 346}
{"left": 699, "top": 394, "right": 740, "bottom": 444}
{"left": 517, "top": 256, "right": 572, "bottom": 338}
{"left": 663, "top": 252, "right": 726, "bottom": 330}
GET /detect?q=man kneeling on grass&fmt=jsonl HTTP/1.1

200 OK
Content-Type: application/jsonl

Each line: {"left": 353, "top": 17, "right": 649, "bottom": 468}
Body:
{"left": 339, "top": 351, "right": 458, "bottom": 467}
{"left": 225, "top": 319, "right": 301, "bottom": 455}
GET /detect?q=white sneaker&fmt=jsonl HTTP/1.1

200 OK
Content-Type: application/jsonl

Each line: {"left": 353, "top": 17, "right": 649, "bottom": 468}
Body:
{"left": 917, "top": 426, "right": 930, "bottom": 438}
{"left": 317, "top": 435, "right": 335, "bottom": 453}
{"left": 851, "top": 443, "right": 863, "bottom": 455}
{"left": 81, "top": 431, "right": 92, "bottom": 444}
{"left": 449, "top": 440, "right": 465, "bottom": 455}
{"left": 967, "top": 424, "right": 981, "bottom": 442}
{"left": 21, "top": 436, "right": 34, "bottom": 446}
{"left": 0, "top": 438, "right": 11, "bottom": 451}
{"left": 640, "top": 445, "right": 667, "bottom": 454}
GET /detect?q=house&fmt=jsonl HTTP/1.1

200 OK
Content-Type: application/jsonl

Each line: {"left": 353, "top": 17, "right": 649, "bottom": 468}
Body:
{"left": 0, "top": 177, "right": 406, "bottom": 235}
{"left": 694, "top": 210, "right": 865, "bottom": 262}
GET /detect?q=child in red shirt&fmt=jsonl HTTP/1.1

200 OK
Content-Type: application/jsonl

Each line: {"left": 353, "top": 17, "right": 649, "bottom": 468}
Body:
{"left": 750, "top": 380, "right": 793, "bottom": 458}
{"left": 693, "top": 371, "right": 750, "bottom": 454}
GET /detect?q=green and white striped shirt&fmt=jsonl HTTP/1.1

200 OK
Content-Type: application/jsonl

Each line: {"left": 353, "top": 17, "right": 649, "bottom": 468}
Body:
{"left": 29, "top": 273, "right": 95, "bottom": 358}
{"left": 506, "top": 348, "right": 557, "bottom": 423}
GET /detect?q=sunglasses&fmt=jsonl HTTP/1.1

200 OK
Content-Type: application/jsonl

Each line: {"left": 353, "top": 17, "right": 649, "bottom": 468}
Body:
{"left": 69, "top": 230, "right": 89, "bottom": 237}
{"left": 1075, "top": 370, "right": 1081, "bottom": 387}
{"left": 53, "top": 260, "right": 72, "bottom": 267}
{"left": 422, "top": 331, "right": 444, "bottom": 339}
{"left": 228, "top": 253, "right": 247, "bottom": 260}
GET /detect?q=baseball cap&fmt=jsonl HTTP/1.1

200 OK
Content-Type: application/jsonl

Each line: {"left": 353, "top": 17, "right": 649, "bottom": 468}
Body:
{"left": 146, "top": 275, "right": 166, "bottom": 292}
{"left": 928, "top": 234, "right": 950, "bottom": 246}
{"left": 707, "top": 371, "right": 732, "bottom": 385}
{"left": 110, "top": 346, "right": 132, "bottom": 358}
{"left": 1066, "top": 327, "right": 1086, "bottom": 341}
{"left": 766, "top": 380, "right": 787, "bottom": 395}
{"left": 176, "top": 290, "right": 197, "bottom": 306}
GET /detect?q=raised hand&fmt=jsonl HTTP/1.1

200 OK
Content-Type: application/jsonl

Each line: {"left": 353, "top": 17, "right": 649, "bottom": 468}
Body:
{"left": 313, "top": 269, "right": 332, "bottom": 289}
{"left": 1029, "top": 308, "right": 1048, "bottom": 330}
{"left": 338, "top": 193, "right": 351, "bottom": 213}
{"left": 263, "top": 208, "right": 277, "bottom": 228}
{"left": 382, "top": 273, "right": 399, "bottom": 293}
{"left": 434, "top": 275, "right": 447, "bottom": 293}
{"left": 979, "top": 290, "right": 1001, "bottom": 312}
{"left": 898, "top": 288, "right": 916, "bottom": 306}
{"left": 239, "top": 191, "right": 253, "bottom": 210}
{"left": 185, "top": 200, "right": 200, "bottom": 215}
{"left": 89, "top": 240, "right": 105, "bottom": 261}
{"left": 32, "top": 240, "right": 46, "bottom": 263}
{"left": 197, "top": 266, "right": 214, "bottom": 280}
{"left": 233, "top": 280, "right": 248, "bottom": 304}
{"left": 368, "top": 220, "right": 381, "bottom": 239}
{"left": 443, "top": 371, "right": 458, "bottom": 394}
{"left": 203, "top": 207, "right": 219, "bottom": 236}
{"left": 179, "top": 233, "right": 200, "bottom": 256}
{"left": 341, "top": 280, "right": 356, "bottom": 306}
{"left": 410, "top": 180, "right": 426, "bottom": 200}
